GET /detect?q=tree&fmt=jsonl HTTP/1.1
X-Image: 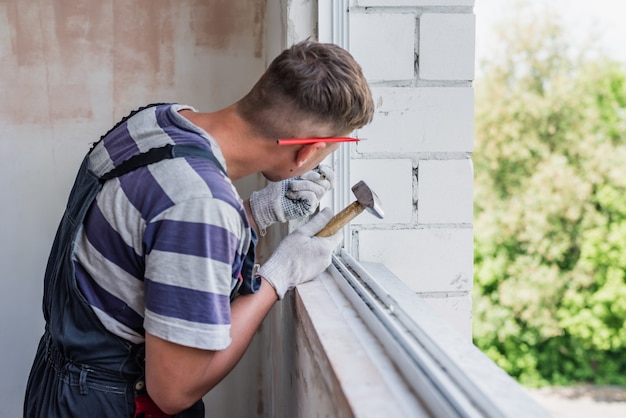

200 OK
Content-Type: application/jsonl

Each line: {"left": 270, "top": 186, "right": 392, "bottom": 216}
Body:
{"left": 473, "top": 2, "right": 626, "bottom": 386}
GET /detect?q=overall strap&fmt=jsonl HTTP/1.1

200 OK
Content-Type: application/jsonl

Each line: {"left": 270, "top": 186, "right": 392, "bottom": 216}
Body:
{"left": 99, "top": 143, "right": 226, "bottom": 183}
{"left": 89, "top": 103, "right": 170, "bottom": 153}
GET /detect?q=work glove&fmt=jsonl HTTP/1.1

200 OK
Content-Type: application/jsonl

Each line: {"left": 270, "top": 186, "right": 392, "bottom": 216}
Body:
{"left": 249, "top": 165, "right": 334, "bottom": 234}
{"left": 259, "top": 208, "right": 342, "bottom": 299}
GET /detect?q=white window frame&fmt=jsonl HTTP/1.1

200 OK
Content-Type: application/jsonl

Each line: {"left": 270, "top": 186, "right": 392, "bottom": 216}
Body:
{"left": 318, "top": 0, "right": 354, "bottom": 253}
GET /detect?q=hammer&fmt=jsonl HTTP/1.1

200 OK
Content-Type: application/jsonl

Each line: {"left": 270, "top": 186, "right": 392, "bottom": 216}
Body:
{"left": 316, "top": 180, "right": 384, "bottom": 237}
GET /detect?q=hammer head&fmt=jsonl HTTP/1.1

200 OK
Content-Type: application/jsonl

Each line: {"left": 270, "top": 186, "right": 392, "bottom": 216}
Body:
{"left": 352, "top": 180, "right": 384, "bottom": 219}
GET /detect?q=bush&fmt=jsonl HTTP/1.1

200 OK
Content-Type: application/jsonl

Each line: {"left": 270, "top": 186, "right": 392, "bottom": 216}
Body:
{"left": 473, "top": 2, "right": 626, "bottom": 387}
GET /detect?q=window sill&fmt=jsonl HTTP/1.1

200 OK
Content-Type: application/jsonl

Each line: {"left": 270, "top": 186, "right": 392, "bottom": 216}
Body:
{"left": 294, "top": 260, "right": 551, "bottom": 417}
{"left": 294, "top": 269, "right": 431, "bottom": 417}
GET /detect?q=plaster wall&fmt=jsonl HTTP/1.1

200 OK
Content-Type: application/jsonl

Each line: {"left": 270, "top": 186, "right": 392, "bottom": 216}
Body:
{"left": 0, "top": 1, "right": 271, "bottom": 416}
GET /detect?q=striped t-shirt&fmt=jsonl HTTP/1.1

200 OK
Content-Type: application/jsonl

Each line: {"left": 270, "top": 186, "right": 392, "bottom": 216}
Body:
{"left": 73, "top": 104, "right": 251, "bottom": 350}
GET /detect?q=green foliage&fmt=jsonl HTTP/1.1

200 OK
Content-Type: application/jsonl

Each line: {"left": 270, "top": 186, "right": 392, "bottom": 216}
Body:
{"left": 473, "top": 2, "right": 626, "bottom": 387}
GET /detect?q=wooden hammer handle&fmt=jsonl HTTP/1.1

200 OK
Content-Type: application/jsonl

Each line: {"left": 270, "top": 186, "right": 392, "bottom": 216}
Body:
{"left": 315, "top": 201, "right": 365, "bottom": 237}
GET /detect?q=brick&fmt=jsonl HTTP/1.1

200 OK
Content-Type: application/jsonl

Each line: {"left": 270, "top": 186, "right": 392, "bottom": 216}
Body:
{"left": 357, "top": 0, "right": 473, "bottom": 5}
{"left": 419, "top": 13, "right": 475, "bottom": 80}
{"left": 349, "top": 158, "right": 413, "bottom": 225}
{"left": 418, "top": 159, "right": 473, "bottom": 224}
{"left": 421, "top": 295, "right": 472, "bottom": 340}
{"left": 357, "top": 228, "right": 473, "bottom": 292}
{"left": 349, "top": 13, "right": 415, "bottom": 82}
{"left": 357, "top": 87, "right": 474, "bottom": 153}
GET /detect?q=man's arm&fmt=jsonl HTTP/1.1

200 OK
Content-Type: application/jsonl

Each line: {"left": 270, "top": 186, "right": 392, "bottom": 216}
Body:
{"left": 145, "top": 278, "right": 278, "bottom": 415}
{"left": 145, "top": 208, "right": 341, "bottom": 414}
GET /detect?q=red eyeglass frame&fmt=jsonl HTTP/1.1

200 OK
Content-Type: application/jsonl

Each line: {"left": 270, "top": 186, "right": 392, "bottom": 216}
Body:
{"left": 276, "top": 137, "right": 360, "bottom": 145}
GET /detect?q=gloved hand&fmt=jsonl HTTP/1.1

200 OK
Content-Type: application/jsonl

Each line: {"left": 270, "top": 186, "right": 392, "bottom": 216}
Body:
{"left": 249, "top": 165, "right": 334, "bottom": 233}
{"left": 259, "top": 208, "right": 343, "bottom": 299}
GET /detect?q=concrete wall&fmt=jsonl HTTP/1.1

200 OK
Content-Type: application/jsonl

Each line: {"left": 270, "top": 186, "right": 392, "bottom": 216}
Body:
{"left": 0, "top": 1, "right": 272, "bottom": 416}
{"left": 347, "top": 0, "right": 476, "bottom": 339}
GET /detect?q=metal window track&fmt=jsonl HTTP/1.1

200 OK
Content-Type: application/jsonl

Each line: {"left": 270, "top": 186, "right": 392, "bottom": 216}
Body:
{"left": 332, "top": 250, "right": 506, "bottom": 418}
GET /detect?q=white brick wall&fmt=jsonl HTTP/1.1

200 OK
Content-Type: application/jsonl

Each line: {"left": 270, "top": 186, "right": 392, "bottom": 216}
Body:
{"left": 358, "top": 228, "right": 473, "bottom": 292}
{"left": 418, "top": 159, "right": 473, "bottom": 224}
{"left": 358, "top": 87, "right": 474, "bottom": 153}
{"left": 347, "top": 1, "right": 475, "bottom": 338}
{"left": 419, "top": 13, "right": 476, "bottom": 80}
{"left": 350, "top": 14, "right": 415, "bottom": 82}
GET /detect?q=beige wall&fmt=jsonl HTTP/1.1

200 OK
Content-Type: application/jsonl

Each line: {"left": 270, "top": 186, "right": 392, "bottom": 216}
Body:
{"left": 0, "top": 1, "right": 272, "bottom": 416}
{"left": 1, "top": 0, "right": 269, "bottom": 123}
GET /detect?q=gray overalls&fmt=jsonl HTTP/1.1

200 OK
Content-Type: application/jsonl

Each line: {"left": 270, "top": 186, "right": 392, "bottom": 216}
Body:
{"left": 24, "top": 105, "right": 259, "bottom": 418}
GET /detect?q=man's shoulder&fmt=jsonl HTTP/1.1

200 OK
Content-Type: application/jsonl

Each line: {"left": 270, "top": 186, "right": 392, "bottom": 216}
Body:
{"left": 88, "top": 103, "right": 197, "bottom": 176}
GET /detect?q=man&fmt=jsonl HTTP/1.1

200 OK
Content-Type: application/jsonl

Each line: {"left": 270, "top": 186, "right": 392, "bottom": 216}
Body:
{"left": 24, "top": 39, "right": 374, "bottom": 417}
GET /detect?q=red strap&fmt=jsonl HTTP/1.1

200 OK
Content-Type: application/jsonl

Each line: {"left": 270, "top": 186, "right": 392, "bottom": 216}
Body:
{"left": 134, "top": 394, "right": 172, "bottom": 418}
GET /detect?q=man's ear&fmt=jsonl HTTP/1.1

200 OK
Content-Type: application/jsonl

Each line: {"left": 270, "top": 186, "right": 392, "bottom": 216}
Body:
{"left": 294, "top": 142, "right": 327, "bottom": 167}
